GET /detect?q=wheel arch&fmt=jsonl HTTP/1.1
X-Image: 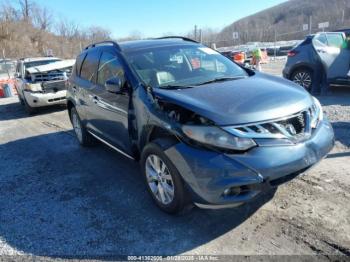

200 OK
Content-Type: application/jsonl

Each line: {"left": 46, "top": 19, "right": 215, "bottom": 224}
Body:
{"left": 289, "top": 64, "right": 314, "bottom": 80}
{"left": 140, "top": 125, "right": 179, "bottom": 153}
{"left": 66, "top": 99, "right": 76, "bottom": 121}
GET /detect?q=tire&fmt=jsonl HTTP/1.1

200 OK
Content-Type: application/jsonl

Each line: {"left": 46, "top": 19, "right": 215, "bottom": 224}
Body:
{"left": 70, "top": 107, "right": 95, "bottom": 146}
{"left": 22, "top": 96, "right": 37, "bottom": 115}
{"left": 141, "top": 140, "right": 190, "bottom": 214}
{"left": 291, "top": 69, "right": 313, "bottom": 92}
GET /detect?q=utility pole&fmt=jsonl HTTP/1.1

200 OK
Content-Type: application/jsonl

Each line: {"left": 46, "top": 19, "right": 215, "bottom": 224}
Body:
{"left": 274, "top": 29, "right": 277, "bottom": 60}
{"left": 309, "top": 16, "right": 312, "bottom": 34}
{"left": 199, "top": 29, "right": 202, "bottom": 43}
{"left": 194, "top": 25, "right": 198, "bottom": 41}
{"left": 342, "top": 10, "right": 345, "bottom": 26}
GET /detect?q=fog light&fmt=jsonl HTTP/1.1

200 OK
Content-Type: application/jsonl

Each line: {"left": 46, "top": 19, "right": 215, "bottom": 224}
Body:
{"left": 223, "top": 188, "right": 231, "bottom": 196}
{"left": 223, "top": 187, "right": 241, "bottom": 197}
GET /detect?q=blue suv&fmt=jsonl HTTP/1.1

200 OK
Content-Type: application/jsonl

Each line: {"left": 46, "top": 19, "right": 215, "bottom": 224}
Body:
{"left": 67, "top": 37, "right": 334, "bottom": 213}
{"left": 283, "top": 32, "right": 349, "bottom": 92}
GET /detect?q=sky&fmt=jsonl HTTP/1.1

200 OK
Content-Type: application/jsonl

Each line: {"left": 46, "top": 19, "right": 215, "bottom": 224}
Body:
{"left": 30, "top": 0, "right": 286, "bottom": 38}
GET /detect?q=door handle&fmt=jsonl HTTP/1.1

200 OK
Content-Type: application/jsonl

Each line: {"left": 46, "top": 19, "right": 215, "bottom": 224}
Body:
{"left": 88, "top": 94, "right": 98, "bottom": 103}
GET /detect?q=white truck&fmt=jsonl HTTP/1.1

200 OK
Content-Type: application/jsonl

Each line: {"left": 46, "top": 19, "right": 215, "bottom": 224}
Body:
{"left": 15, "top": 57, "right": 75, "bottom": 114}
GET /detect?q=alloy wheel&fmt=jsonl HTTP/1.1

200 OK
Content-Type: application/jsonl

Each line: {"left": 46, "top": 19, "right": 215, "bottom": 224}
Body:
{"left": 293, "top": 71, "right": 312, "bottom": 90}
{"left": 145, "top": 154, "right": 175, "bottom": 205}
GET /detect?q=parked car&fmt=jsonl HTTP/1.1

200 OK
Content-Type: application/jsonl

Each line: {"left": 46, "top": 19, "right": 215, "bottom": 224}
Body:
{"left": 67, "top": 37, "right": 334, "bottom": 214}
{"left": 0, "top": 59, "right": 17, "bottom": 98}
{"left": 220, "top": 50, "right": 247, "bottom": 64}
{"left": 283, "top": 32, "right": 349, "bottom": 91}
{"left": 15, "top": 57, "right": 75, "bottom": 114}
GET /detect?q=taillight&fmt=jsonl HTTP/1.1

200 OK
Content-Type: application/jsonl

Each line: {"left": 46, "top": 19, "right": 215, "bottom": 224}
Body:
{"left": 288, "top": 50, "right": 298, "bottom": 57}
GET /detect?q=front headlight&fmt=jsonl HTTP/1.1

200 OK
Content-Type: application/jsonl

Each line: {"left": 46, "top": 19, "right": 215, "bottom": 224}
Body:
{"left": 24, "top": 83, "right": 42, "bottom": 92}
{"left": 311, "top": 97, "right": 323, "bottom": 128}
{"left": 182, "top": 125, "right": 256, "bottom": 151}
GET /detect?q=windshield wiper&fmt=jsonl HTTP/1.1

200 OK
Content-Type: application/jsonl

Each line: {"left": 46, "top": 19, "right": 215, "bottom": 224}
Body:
{"left": 158, "top": 84, "right": 194, "bottom": 90}
{"left": 196, "top": 76, "right": 246, "bottom": 86}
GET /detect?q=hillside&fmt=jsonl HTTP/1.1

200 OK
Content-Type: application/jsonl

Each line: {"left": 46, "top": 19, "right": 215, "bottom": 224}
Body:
{"left": 217, "top": 0, "right": 350, "bottom": 47}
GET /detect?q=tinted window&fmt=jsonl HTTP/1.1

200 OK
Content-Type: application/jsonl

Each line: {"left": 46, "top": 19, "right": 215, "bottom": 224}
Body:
{"left": 326, "top": 33, "right": 344, "bottom": 48}
{"left": 80, "top": 51, "right": 100, "bottom": 82}
{"left": 97, "top": 52, "right": 124, "bottom": 87}
{"left": 75, "top": 53, "right": 86, "bottom": 76}
{"left": 314, "top": 34, "right": 328, "bottom": 46}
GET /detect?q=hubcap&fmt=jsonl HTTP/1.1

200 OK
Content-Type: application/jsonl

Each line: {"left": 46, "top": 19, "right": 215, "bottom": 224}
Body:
{"left": 72, "top": 112, "right": 83, "bottom": 142}
{"left": 145, "top": 154, "right": 175, "bottom": 205}
{"left": 293, "top": 72, "right": 312, "bottom": 90}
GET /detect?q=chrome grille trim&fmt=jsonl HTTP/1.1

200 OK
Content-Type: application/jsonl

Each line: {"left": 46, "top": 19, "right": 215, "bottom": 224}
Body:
{"left": 31, "top": 70, "right": 71, "bottom": 82}
{"left": 223, "top": 108, "right": 315, "bottom": 143}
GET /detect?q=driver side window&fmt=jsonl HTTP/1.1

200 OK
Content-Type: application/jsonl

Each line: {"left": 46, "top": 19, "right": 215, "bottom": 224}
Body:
{"left": 97, "top": 52, "right": 125, "bottom": 87}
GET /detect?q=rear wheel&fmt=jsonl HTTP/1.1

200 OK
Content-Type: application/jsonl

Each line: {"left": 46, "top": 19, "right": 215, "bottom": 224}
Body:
{"left": 70, "top": 107, "right": 95, "bottom": 146}
{"left": 291, "top": 69, "right": 313, "bottom": 91}
{"left": 141, "top": 141, "right": 190, "bottom": 214}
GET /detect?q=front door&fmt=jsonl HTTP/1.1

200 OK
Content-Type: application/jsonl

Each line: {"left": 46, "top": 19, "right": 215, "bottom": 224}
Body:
{"left": 89, "top": 51, "right": 132, "bottom": 155}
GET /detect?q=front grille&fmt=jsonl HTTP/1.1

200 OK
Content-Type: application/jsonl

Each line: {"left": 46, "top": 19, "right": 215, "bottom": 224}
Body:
{"left": 31, "top": 69, "right": 71, "bottom": 82}
{"left": 42, "top": 80, "right": 67, "bottom": 93}
{"left": 224, "top": 108, "right": 315, "bottom": 143}
{"left": 276, "top": 112, "right": 306, "bottom": 135}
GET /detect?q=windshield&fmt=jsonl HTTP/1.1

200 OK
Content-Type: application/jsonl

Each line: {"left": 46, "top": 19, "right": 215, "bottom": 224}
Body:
{"left": 125, "top": 45, "right": 248, "bottom": 89}
{"left": 24, "top": 59, "right": 61, "bottom": 69}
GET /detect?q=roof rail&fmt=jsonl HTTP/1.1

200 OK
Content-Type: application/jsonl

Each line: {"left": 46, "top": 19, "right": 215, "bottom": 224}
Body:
{"left": 155, "top": 36, "right": 198, "bottom": 43}
{"left": 84, "top": 41, "right": 121, "bottom": 51}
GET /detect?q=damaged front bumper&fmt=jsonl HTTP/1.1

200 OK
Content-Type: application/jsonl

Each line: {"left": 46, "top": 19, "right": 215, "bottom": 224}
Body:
{"left": 23, "top": 80, "right": 68, "bottom": 107}
{"left": 24, "top": 89, "right": 67, "bottom": 107}
{"left": 164, "top": 120, "right": 334, "bottom": 208}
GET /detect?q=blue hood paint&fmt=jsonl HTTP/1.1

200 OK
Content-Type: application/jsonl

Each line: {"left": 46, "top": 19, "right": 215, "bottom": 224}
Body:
{"left": 153, "top": 73, "right": 313, "bottom": 126}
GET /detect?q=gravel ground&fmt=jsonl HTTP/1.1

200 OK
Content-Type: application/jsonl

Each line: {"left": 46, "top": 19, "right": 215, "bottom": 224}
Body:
{"left": 0, "top": 61, "right": 349, "bottom": 260}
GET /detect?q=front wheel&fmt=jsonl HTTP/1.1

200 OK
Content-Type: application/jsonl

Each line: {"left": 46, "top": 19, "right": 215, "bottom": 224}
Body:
{"left": 141, "top": 141, "right": 190, "bottom": 214}
{"left": 291, "top": 69, "right": 313, "bottom": 92}
{"left": 22, "top": 95, "right": 37, "bottom": 115}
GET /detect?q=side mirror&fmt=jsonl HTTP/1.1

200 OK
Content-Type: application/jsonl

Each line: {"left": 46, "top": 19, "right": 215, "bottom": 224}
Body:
{"left": 105, "top": 77, "right": 122, "bottom": 93}
{"left": 14, "top": 72, "right": 20, "bottom": 78}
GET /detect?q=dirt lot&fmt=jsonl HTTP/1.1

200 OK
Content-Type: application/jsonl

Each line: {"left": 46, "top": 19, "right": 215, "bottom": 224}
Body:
{"left": 0, "top": 60, "right": 349, "bottom": 260}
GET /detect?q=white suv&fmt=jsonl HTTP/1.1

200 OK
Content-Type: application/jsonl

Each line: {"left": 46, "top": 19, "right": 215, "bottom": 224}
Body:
{"left": 15, "top": 57, "right": 75, "bottom": 114}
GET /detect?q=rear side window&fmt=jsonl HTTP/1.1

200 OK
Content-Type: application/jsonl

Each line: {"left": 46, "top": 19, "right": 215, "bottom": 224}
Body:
{"left": 97, "top": 52, "right": 125, "bottom": 87}
{"left": 326, "top": 33, "right": 344, "bottom": 48}
{"left": 314, "top": 34, "right": 328, "bottom": 46}
{"left": 80, "top": 51, "right": 100, "bottom": 82}
{"left": 75, "top": 53, "right": 87, "bottom": 76}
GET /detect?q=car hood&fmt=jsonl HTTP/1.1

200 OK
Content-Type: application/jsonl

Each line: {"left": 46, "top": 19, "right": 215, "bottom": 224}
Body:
{"left": 153, "top": 73, "right": 314, "bottom": 126}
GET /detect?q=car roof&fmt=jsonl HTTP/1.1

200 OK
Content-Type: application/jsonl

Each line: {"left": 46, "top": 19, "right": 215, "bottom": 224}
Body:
{"left": 119, "top": 39, "right": 197, "bottom": 52}
{"left": 20, "top": 57, "right": 61, "bottom": 63}
{"left": 82, "top": 38, "right": 199, "bottom": 54}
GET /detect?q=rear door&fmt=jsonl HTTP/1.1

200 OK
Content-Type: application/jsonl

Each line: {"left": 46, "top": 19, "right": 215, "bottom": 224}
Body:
{"left": 312, "top": 32, "right": 345, "bottom": 81}
{"left": 88, "top": 51, "right": 132, "bottom": 155}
